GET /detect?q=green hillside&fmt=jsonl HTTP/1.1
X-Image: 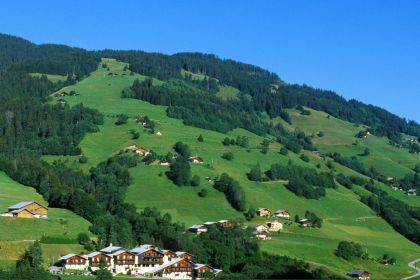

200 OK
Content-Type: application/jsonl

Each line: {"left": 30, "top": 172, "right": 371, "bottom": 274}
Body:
{"left": 40, "top": 58, "right": 420, "bottom": 279}
{"left": 0, "top": 171, "right": 91, "bottom": 264}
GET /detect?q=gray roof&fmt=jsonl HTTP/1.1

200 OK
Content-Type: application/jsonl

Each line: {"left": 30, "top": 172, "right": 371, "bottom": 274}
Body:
{"left": 109, "top": 249, "right": 133, "bottom": 257}
{"left": 189, "top": 224, "right": 205, "bottom": 229}
{"left": 8, "top": 201, "right": 34, "bottom": 210}
{"left": 350, "top": 269, "right": 369, "bottom": 276}
{"left": 131, "top": 245, "right": 161, "bottom": 255}
{"left": 100, "top": 245, "right": 122, "bottom": 254}
{"left": 274, "top": 209, "right": 288, "bottom": 213}
{"left": 85, "top": 251, "right": 104, "bottom": 258}
{"left": 10, "top": 208, "right": 32, "bottom": 214}
{"left": 59, "top": 253, "right": 86, "bottom": 261}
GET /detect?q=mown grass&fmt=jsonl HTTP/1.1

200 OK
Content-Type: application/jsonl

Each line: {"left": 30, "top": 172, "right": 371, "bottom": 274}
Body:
{"left": 40, "top": 58, "right": 420, "bottom": 279}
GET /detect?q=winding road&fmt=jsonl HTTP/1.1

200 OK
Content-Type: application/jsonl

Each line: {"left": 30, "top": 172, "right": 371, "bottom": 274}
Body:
{"left": 402, "top": 258, "right": 420, "bottom": 280}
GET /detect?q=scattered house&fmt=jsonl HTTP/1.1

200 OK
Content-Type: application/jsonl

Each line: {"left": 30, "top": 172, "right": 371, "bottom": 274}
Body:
{"left": 158, "top": 159, "right": 170, "bottom": 166}
{"left": 392, "top": 186, "right": 399, "bottom": 191}
{"left": 57, "top": 98, "right": 67, "bottom": 105}
{"left": 256, "top": 208, "right": 271, "bottom": 217}
{"left": 48, "top": 266, "right": 64, "bottom": 275}
{"left": 134, "top": 147, "right": 150, "bottom": 156}
{"left": 203, "top": 221, "right": 217, "bottom": 227}
{"left": 299, "top": 218, "right": 313, "bottom": 227}
{"left": 156, "top": 131, "right": 162, "bottom": 136}
{"left": 194, "top": 264, "right": 222, "bottom": 279}
{"left": 348, "top": 269, "right": 371, "bottom": 280}
{"left": 2, "top": 201, "right": 48, "bottom": 219}
{"left": 406, "top": 189, "right": 417, "bottom": 196}
{"left": 189, "top": 156, "right": 204, "bottom": 164}
{"left": 253, "top": 230, "right": 272, "bottom": 241}
{"left": 188, "top": 224, "right": 208, "bottom": 235}
{"left": 176, "top": 251, "right": 194, "bottom": 260}
{"left": 218, "top": 219, "right": 233, "bottom": 228}
{"left": 273, "top": 209, "right": 290, "bottom": 219}
{"left": 255, "top": 224, "right": 268, "bottom": 232}
{"left": 266, "top": 221, "right": 283, "bottom": 232}
{"left": 125, "top": 145, "right": 138, "bottom": 152}
{"left": 58, "top": 254, "right": 88, "bottom": 270}
{"left": 386, "top": 177, "right": 394, "bottom": 182}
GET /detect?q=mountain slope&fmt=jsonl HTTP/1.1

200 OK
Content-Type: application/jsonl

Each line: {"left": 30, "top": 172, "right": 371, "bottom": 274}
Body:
{"left": 41, "top": 58, "right": 420, "bottom": 279}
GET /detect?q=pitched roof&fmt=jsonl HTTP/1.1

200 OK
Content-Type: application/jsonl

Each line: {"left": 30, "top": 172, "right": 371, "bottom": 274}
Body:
{"left": 274, "top": 209, "right": 289, "bottom": 214}
{"left": 100, "top": 245, "right": 123, "bottom": 254}
{"left": 176, "top": 251, "right": 193, "bottom": 257}
{"left": 8, "top": 201, "right": 34, "bottom": 210}
{"left": 85, "top": 251, "right": 102, "bottom": 258}
{"left": 59, "top": 253, "right": 86, "bottom": 261}
{"left": 148, "top": 258, "right": 193, "bottom": 274}
{"left": 131, "top": 245, "right": 162, "bottom": 255}
{"left": 108, "top": 249, "right": 134, "bottom": 257}
{"left": 189, "top": 224, "right": 205, "bottom": 229}
{"left": 10, "top": 208, "right": 33, "bottom": 214}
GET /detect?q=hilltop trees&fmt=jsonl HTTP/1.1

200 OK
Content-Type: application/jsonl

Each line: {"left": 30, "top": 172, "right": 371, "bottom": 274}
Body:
{"left": 335, "top": 241, "right": 367, "bottom": 260}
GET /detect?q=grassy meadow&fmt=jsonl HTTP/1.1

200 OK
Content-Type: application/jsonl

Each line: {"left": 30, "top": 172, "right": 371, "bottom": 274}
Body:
{"left": 37, "top": 58, "right": 420, "bottom": 278}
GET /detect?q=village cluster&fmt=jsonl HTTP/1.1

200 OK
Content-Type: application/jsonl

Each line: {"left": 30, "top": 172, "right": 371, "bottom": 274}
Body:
{"left": 125, "top": 145, "right": 204, "bottom": 165}
{"left": 57, "top": 244, "right": 221, "bottom": 279}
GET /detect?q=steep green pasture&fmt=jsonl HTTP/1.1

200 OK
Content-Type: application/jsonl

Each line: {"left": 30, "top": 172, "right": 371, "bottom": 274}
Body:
{"left": 44, "top": 58, "right": 419, "bottom": 279}
{"left": 30, "top": 72, "right": 67, "bottom": 83}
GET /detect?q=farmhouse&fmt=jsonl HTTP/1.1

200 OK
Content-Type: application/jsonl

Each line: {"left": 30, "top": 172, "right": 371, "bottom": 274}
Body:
{"left": 299, "top": 218, "right": 313, "bottom": 227}
{"left": 273, "top": 209, "right": 290, "bottom": 219}
{"left": 59, "top": 254, "right": 87, "bottom": 270}
{"left": 194, "top": 264, "right": 222, "bottom": 279}
{"left": 255, "top": 224, "right": 268, "bottom": 232}
{"left": 266, "top": 221, "right": 283, "bottom": 232}
{"left": 134, "top": 147, "right": 150, "bottom": 156}
{"left": 218, "top": 219, "right": 233, "bottom": 228}
{"left": 253, "top": 230, "right": 272, "bottom": 240}
{"left": 256, "top": 208, "right": 271, "bottom": 217}
{"left": 406, "top": 188, "right": 417, "bottom": 196}
{"left": 158, "top": 159, "right": 170, "bottom": 166}
{"left": 3, "top": 201, "right": 48, "bottom": 219}
{"left": 348, "top": 269, "right": 371, "bottom": 280}
{"left": 125, "top": 145, "right": 138, "bottom": 152}
{"left": 188, "top": 224, "right": 208, "bottom": 234}
{"left": 60, "top": 243, "right": 222, "bottom": 279}
{"left": 147, "top": 258, "right": 194, "bottom": 279}
{"left": 189, "top": 156, "right": 204, "bottom": 164}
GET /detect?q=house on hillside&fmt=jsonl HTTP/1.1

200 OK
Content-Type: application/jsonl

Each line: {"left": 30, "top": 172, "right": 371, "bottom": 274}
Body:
{"left": 218, "top": 219, "right": 233, "bottom": 228}
{"left": 176, "top": 251, "right": 194, "bottom": 261}
{"left": 86, "top": 252, "right": 112, "bottom": 272}
{"left": 134, "top": 147, "right": 150, "bottom": 156}
{"left": 298, "top": 218, "right": 313, "bottom": 227}
{"left": 188, "top": 156, "right": 204, "bottom": 164}
{"left": 131, "top": 245, "right": 164, "bottom": 274}
{"left": 253, "top": 230, "right": 272, "bottom": 240}
{"left": 348, "top": 269, "right": 371, "bottom": 280}
{"left": 256, "top": 208, "right": 271, "bottom": 217}
{"left": 147, "top": 258, "right": 195, "bottom": 279}
{"left": 273, "top": 209, "right": 290, "bottom": 219}
{"left": 255, "top": 224, "right": 268, "bottom": 232}
{"left": 162, "top": 250, "right": 177, "bottom": 262}
{"left": 188, "top": 224, "right": 208, "bottom": 234}
{"left": 3, "top": 201, "right": 48, "bottom": 219}
{"left": 266, "top": 221, "right": 283, "bottom": 232}
{"left": 125, "top": 145, "right": 138, "bottom": 152}
{"left": 194, "top": 264, "right": 222, "bottom": 279}
{"left": 406, "top": 188, "right": 417, "bottom": 196}
{"left": 158, "top": 159, "right": 170, "bottom": 166}
{"left": 59, "top": 254, "right": 87, "bottom": 270}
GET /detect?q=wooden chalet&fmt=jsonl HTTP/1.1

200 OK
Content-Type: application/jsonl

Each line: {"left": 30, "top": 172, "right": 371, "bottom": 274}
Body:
{"left": 131, "top": 245, "right": 164, "bottom": 266}
{"left": 147, "top": 258, "right": 194, "bottom": 279}
{"left": 6, "top": 201, "right": 48, "bottom": 219}
{"left": 253, "top": 230, "right": 272, "bottom": 241}
{"left": 266, "top": 221, "right": 283, "bottom": 232}
{"left": 256, "top": 208, "right": 271, "bottom": 217}
{"left": 86, "top": 252, "right": 112, "bottom": 269}
{"left": 299, "top": 218, "right": 313, "bottom": 227}
{"left": 273, "top": 209, "right": 290, "bottom": 219}
{"left": 158, "top": 159, "right": 170, "bottom": 166}
{"left": 348, "top": 269, "right": 371, "bottom": 280}
{"left": 188, "top": 224, "right": 208, "bottom": 234}
{"left": 194, "top": 264, "right": 222, "bottom": 279}
{"left": 176, "top": 251, "right": 194, "bottom": 260}
{"left": 162, "top": 250, "right": 178, "bottom": 262}
{"left": 188, "top": 156, "right": 204, "bottom": 164}
{"left": 217, "top": 219, "right": 232, "bottom": 228}
{"left": 59, "top": 254, "right": 87, "bottom": 270}
{"left": 134, "top": 147, "right": 150, "bottom": 156}
{"left": 407, "top": 188, "right": 417, "bottom": 196}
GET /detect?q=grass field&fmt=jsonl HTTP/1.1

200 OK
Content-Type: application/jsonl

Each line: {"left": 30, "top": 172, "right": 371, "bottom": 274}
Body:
{"left": 30, "top": 72, "right": 67, "bottom": 83}
{"left": 40, "top": 58, "right": 420, "bottom": 279}
{"left": 0, "top": 171, "right": 92, "bottom": 264}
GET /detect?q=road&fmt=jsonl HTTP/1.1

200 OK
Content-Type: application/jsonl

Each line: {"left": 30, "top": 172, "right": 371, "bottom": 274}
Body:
{"left": 402, "top": 258, "right": 420, "bottom": 280}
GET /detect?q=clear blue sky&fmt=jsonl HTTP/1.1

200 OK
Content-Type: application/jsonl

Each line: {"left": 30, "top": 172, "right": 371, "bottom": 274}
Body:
{"left": 1, "top": 0, "right": 419, "bottom": 121}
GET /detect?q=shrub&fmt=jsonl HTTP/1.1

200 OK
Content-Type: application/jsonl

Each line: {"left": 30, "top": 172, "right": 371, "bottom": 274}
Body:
{"left": 79, "top": 155, "right": 88, "bottom": 164}
{"left": 191, "top": 175, "right": 200, "bottom": 187}
{"left": 222, "top": 152, "right": 234, "bottom": 161}
{"left": 115, "top": 114, "right": 128, "bottom": 125}
{"left": 198, "top": 188, "right": 208, "bottom": 197}
{"left": 197, "top": 134, "right": 204, "bottom": 142}
{"left": 280, "top": 147, "right": 288, "bottom": 155}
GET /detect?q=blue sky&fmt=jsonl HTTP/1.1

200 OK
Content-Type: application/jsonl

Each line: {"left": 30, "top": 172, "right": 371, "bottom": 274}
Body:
{"left": 1, "top": 0, "right": 419, "bottom": 121}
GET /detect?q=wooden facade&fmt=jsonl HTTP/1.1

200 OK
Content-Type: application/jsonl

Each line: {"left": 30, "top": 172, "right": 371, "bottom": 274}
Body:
{"left": 64, "top": 255, "right": 87, "bottom": 265}
{"left": 114, "top": 251, "right": 135, "bottom": 265}
{"left": 138, "top": 249, "right": 164, "bottom": 265}
{"left": 89, "top": 253, "right": 112, "bottom": 267}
